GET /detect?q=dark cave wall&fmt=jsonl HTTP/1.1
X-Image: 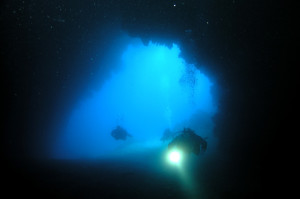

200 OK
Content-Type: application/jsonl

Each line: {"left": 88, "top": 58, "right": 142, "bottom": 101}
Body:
{"left": 2, "top": 0, "right": 285, "bottom": 174}
{"left": 1, "top": 1, "right": 287, "bottom": 196}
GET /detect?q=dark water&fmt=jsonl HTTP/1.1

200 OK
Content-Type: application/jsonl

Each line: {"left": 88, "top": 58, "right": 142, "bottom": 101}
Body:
{"left": 5, "top": 148, "right": 261, "bottom": 199}
{"left": 2, "top": 0, "right": 286, "bottom": 198}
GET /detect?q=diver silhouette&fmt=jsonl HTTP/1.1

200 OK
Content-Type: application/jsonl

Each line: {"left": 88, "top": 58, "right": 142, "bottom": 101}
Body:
{"left": 111, "top": 125, "right": 132, "bottom": 140}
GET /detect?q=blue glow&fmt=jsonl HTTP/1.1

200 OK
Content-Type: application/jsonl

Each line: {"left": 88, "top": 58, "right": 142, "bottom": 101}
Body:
{"left": 54, "top": 39, "right": 217, "bottom": 159}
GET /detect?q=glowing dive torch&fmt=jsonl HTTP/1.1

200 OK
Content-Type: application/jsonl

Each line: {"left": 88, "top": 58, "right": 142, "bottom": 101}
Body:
{"left": 168, "top": 149, "right": 182, "bottom": 165}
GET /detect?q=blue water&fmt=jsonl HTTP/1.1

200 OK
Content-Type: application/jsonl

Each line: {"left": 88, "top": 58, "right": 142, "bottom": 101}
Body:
{"left": 53, "top": 38, "right": 217, "bottom": 159}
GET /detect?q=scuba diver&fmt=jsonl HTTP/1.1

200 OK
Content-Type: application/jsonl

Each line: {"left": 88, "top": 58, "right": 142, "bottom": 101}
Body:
{"left": 168, "top": 128, "right": 207, "bottom": 155}
{"left": 111, "top": 125, "right": 132, "bottom": 140}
